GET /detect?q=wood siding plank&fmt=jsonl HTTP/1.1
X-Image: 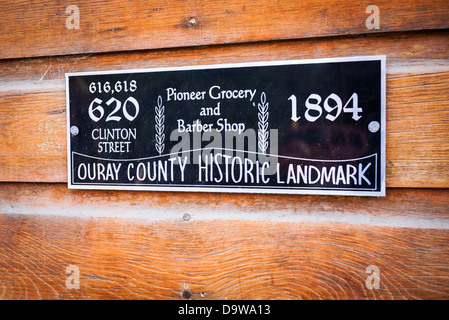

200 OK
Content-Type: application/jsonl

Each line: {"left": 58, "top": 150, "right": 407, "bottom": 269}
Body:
{"left": 1, "top": 184, "right": 448, "bottom": 223}
{"left": 1, "top": 32, "right": 448, "bottom": 187}
{"left": 0, "top": 209, "right": 448, "bottom": 299}
{"left": 1, "top": 0, "right": 449, "bottom": 60}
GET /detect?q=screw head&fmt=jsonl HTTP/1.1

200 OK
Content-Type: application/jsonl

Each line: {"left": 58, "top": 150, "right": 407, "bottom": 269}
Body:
{"left": 188, "top": 17, "right": 197, "bottom": 26}
{"left": 70, "top": 126, "right": 79, "bottom": 136}
{"left": 182, "top": 289, "right": 192, "bottom": 299}
{"left": 368, "top": 121, "right": 380, "bottom": 133}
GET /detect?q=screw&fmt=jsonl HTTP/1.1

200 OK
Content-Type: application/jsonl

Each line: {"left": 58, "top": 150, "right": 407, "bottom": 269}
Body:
{"left": 183, "top": 213, "right": 191, "bottom": 221}
{"left": 70, "top": 126, "right": 79, "bottom": 136}
{"left": 182, "top": 289, "right": 192, "bottom": 299}
{"left": 368, "top": 121, "right": 380, "bottom": 133}
{"left": 188, "top": 17, "right": 197, "bottom": 26}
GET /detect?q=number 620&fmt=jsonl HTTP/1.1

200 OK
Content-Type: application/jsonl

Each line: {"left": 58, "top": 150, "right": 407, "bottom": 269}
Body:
{"left": 88, "top": 96, "right": 140, "bottom": 122}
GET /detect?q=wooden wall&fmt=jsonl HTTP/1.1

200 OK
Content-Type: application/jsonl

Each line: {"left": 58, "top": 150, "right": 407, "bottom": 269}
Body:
{"left": 0, "top": 0, "right": 448, "bottom": 300}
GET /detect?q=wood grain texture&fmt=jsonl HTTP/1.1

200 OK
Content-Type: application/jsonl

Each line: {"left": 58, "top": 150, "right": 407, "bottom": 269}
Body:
{"left": 1, "top": 0, "right": 449, "bottom": 60}
{"left": 1, "top": 184, "right": 449, "bottom": 226}
{"left": 1, "top": 31, "right": 448, "bottom": 187}
{"left": 0, "top": 210, "right": 448, "bottom": 300}
{"left": 1, "top": 0, "right": 448, "bottom": 303}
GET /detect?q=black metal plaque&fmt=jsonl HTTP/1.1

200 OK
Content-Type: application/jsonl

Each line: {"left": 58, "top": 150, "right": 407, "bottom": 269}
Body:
{"left": 66, "top": 56, "right": 386, "bottom": 196}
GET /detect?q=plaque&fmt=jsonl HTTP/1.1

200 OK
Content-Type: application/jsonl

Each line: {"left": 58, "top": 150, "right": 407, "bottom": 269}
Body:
{"left": 66, "top": 56, "right": 386, "bottom": 196}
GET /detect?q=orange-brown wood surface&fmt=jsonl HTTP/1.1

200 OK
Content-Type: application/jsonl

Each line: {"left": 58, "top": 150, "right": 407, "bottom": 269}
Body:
{"left": 1, "top": 183, "right": 449, "bottom": 221}
{"left": 0, "top": 185, "right": 448, "bottom": 300}
{"left": 1, "top": 0, "right": 449, "bottom": 60}
{"left": 1, "top": 0, "right": 448, "bottom": 300}
{"left": 1, "top": 31, "right": 448, "bottom": 187}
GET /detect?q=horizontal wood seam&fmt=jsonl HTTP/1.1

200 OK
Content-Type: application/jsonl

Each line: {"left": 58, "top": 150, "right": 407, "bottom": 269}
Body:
{"left": 1, "top": 184, "right": 448, "bottom": 229}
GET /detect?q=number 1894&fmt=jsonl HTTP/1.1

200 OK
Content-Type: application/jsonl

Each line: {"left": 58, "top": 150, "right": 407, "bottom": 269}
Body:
{"left": 289, "top": 92, "right": 362, "bottom": 122}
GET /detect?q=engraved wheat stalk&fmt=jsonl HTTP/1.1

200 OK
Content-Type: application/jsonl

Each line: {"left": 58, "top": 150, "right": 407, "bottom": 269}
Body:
{"left": 258, "top": 92, "right": 269, "bottom": 154}
{"left": 155, "top": 95, "right": 165, "bottom": 155}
